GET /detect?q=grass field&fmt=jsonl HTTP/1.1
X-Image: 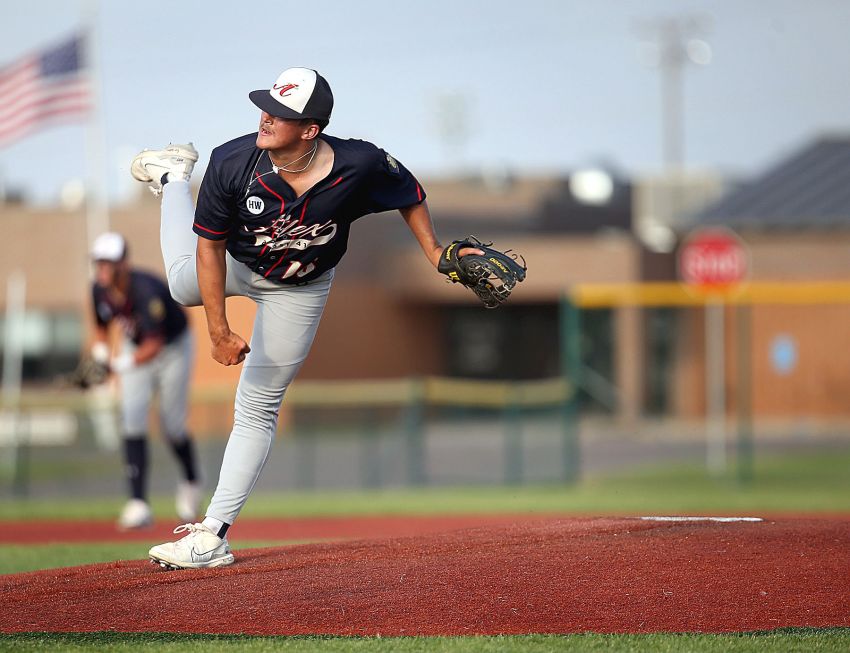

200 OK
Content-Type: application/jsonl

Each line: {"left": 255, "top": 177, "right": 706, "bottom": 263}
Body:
{"left": 1, "top": 448, "right": 848, "bottom": 651}
{"left": 4, "top": 447, "right": 850, "bottom": 522}
{"left": 1, "top": 629, "right": 849, "bottom": 652}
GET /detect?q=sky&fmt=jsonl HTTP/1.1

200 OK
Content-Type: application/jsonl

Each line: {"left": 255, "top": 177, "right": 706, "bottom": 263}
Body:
{"left": 1, "top": 0, "right": 849, "bottom": 206}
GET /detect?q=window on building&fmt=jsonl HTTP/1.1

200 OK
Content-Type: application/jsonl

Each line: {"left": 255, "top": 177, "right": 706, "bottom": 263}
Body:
{"left": 0, "top": 311, "right": 83, "bottom": 383}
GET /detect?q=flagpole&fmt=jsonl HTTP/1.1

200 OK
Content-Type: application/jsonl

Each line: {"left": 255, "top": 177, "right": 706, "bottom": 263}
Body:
{"left": 81, "top": 0, "right": 109, "bottom": 245}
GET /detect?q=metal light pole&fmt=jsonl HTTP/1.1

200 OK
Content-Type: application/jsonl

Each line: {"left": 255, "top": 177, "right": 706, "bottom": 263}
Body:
{"left": 660, "top": 21, "right": 686, "bottom": 170}
{"left": 638, "top": 18, "right": 725, "bottom": 474}
{"left": 637, "top": 15, "right": 712, "bottom": 171}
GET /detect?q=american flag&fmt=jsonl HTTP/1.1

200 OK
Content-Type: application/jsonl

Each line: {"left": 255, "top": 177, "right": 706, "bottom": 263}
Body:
{"left": 0, "top": 34, "right": 91, "bottom": 147}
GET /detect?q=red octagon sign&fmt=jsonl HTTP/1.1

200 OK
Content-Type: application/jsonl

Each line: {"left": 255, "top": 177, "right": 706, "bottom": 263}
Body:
{"left": 678, "top": 227, "right": 749, "bottom": 291}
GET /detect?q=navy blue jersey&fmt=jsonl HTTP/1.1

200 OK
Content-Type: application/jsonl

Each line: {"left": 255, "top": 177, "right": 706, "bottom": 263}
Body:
{"left": 92, "top": 270, "right": 188, "bottom": 345}
{"left": 193, "top": 133, "right": 426, "bottom": 284}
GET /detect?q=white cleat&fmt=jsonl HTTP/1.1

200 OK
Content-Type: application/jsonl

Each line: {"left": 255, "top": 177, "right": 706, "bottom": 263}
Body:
{"left": 117, "top": 498, "right": 153, "bottom": 530}
{"left": 148, "top": 522, "right": 234, "bottom": 570}
{"left": 175, "top": 480, "right": 202, "bottom": 522}
{"left": 130, "top": 143, "right": 198, "bottom": 197}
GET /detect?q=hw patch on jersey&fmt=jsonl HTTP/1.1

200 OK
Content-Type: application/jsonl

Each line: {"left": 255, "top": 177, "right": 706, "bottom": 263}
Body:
{"left": 246, "top": 196, "right": 265, "bottom": 215}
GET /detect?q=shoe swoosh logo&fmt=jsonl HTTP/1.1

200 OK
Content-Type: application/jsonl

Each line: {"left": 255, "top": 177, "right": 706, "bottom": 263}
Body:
{"left": 190, "top": 546, "right": 220, "bottom": 561}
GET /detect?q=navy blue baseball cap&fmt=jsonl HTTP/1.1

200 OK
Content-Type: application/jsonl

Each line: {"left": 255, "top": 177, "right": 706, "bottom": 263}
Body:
{"left": 249, "top": 68, "right": 333, "bottom": 122}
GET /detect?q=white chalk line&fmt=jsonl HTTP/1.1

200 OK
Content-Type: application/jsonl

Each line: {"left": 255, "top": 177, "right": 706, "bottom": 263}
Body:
{"left": 640, "top": 516, "right": 764, "bottom": 523}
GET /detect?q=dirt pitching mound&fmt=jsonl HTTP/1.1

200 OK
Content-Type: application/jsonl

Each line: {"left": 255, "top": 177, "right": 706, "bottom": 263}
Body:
{"left": 1, "top": 517, "right": 848, "bottom": 635}
{"left": 0, "top": 514, "right": 563, "bottom": 545}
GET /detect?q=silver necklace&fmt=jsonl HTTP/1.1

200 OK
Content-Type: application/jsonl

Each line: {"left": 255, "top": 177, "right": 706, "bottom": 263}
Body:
{"left": 271, "top": 140, "right": 319, "bottom": 174}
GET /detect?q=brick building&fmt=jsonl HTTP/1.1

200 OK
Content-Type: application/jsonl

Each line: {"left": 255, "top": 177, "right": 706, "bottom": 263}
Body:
{"left": 2, "top": 136, "right": 849, "bottom": 424}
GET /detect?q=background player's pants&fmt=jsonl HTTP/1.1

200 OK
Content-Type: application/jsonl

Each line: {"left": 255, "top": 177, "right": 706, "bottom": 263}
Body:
{"left": 119, "top": 330, "right": 193, "bottom": 440}
{"left": 160, "top": 181, "right": 332, "bottom": 525}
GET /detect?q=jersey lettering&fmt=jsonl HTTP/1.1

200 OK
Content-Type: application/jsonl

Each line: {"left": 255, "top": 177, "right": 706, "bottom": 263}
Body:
{"left": 280, "top": 260, "right": 317, "bottom": 279}
{"left": 247, "top": 216, "right": 337, "bottom": 251}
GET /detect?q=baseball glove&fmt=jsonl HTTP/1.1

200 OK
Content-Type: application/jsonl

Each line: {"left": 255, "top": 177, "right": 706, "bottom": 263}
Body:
{"left": 438, "top": 236, "right": 527, "bottom": 308}
{"left": 64, "top": 357, "right": 110, "bottom": 389}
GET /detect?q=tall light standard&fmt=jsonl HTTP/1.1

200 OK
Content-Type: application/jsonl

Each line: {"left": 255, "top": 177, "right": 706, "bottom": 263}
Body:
{"left": 633, "top": 15, "right": 713, "bottom": 247}
{"left": 640, "top": 17, "right": 728, "bottom": 475}
{"left": 637, "top": 16, "right": 712, "bottom": 171}
{"left": 433, "top": 91, "right": 472, "bottom": 173}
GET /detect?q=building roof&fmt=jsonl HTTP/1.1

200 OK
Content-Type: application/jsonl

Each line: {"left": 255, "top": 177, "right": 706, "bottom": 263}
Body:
{"left": 421, "top": 172, "right": 632, "bottom": 235}
{"left": 420, "top": 174, "right": 561, "bottom": 224}
{"left": 693, "top": 136, "right": 850, "bottom": 229}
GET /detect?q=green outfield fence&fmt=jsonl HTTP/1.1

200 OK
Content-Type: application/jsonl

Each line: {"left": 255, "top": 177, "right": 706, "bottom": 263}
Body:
{"left": 6, "top": 280, "right": 850, "bottom": 498}
{"left": 0, "top": 375, "right": 578, "bottom": 496}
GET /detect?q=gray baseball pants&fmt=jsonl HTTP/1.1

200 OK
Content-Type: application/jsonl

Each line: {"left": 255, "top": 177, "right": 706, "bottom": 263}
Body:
{"left": 119, "top": 330, "right": 193, "bottom": 440}
{"left": 160, "top": 180, "right": 332, "bottom": 526}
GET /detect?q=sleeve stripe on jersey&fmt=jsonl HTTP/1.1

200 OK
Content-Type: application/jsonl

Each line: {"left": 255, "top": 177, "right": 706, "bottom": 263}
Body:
{"left": 416, "top": 183, "right": 422, "bottom": 202}
{"left": 193, "top": 222, "right": 229, "bottom": 235}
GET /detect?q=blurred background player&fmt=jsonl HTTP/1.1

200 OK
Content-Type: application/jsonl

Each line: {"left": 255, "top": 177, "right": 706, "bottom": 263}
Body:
{"left": 88, "top": 232, "right": 201, "bottom": 529}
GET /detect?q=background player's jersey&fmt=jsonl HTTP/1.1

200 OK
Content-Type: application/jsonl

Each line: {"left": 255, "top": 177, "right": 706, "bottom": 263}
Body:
{"left": 193, "top": 133, "right": 426, "bottom": 284}
{"left": 92, "top": 269, "right": 188, "bottom": 345}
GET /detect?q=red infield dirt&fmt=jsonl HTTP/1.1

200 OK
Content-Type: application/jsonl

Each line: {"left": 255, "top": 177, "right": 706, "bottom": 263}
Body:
{"left": 0, "top": 514, "right": 564, "bottom": 545}
{"left": 1, "top": 516, "right": 848, "bottom": 635}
